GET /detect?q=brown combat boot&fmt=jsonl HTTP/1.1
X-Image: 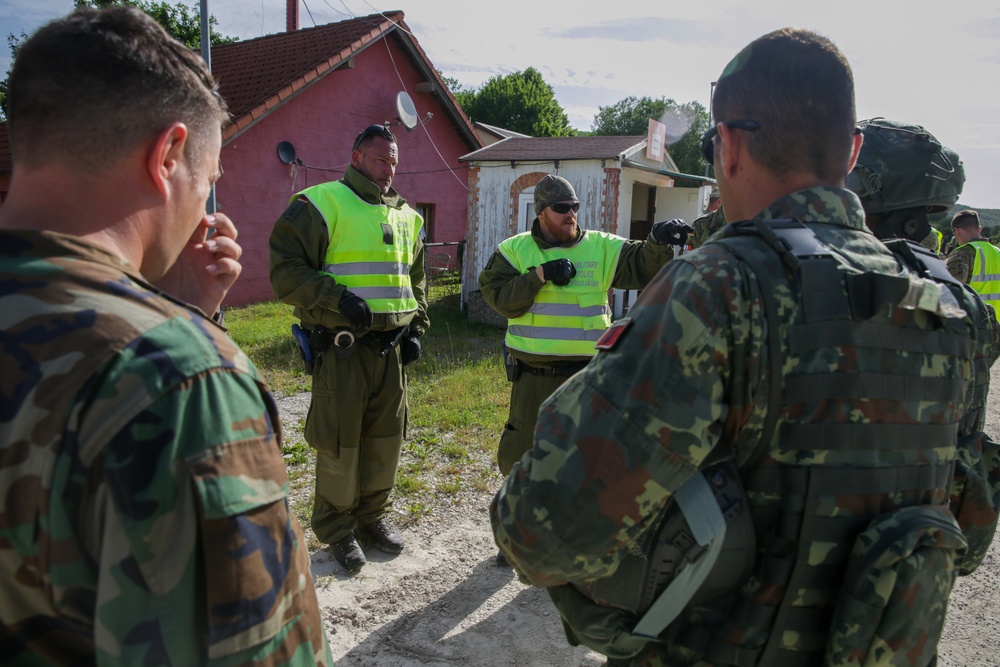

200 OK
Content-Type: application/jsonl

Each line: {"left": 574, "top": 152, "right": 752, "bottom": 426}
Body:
{"left": 330, "top": 532, "right": 366, "bottom": 574}
{"left": 357, "top": 519, "right": 404, "bottom": 554}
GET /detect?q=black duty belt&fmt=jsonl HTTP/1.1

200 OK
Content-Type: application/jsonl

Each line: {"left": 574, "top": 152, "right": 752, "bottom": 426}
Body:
{"left": 521, "top": 363, "right": 588, "bottom": 377}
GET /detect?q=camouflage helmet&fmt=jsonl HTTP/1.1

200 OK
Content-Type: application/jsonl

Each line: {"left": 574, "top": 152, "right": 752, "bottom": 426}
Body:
{"left": 847, "top": 118, "right": 965, "bottom": 214}
{"left": 534, "top": 174, "right": 578, "bottom": 214}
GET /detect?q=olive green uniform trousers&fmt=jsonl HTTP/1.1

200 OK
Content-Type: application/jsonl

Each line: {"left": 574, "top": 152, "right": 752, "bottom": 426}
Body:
{"left": 306, "top": 333, "right": 406, "bottom": 544}
{"left": 498, "top": 370, "right": 573, "bottom": 475}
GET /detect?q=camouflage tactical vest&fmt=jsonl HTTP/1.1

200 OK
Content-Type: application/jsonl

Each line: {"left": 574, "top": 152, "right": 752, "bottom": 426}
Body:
{"left": 548, "top": 219, "right": 979, "bottom": 666}
{"left": 669, "top": 220, "right": 977, "bottom": 666}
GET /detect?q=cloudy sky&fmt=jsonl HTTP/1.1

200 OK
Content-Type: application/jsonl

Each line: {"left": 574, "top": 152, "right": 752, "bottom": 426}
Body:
{"left": 3, "top": 0, "right": 999, "bottom": 207}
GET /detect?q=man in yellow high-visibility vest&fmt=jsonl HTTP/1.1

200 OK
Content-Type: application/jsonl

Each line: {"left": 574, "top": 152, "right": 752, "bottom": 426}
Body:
{"left": 270, "top": 124, "right": 428, "bottom": 575}
{"left": 947, "top": 209, "right": 1000, "bottom": 308}
{"left": 479, "top": 174, "right": 685, "bottom": 564}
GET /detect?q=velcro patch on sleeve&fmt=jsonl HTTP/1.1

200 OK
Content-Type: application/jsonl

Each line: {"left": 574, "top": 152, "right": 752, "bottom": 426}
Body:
{"left": 595, "top": 317, "right": 632, "bottom": 351}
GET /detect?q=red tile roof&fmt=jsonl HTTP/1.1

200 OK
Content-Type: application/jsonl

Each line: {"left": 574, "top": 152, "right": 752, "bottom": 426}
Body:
{"left": 213, "top": 12, "right": 399, "bottom": 140}
{"left": 460, "top": 136, "right": 646, "bottom": 162}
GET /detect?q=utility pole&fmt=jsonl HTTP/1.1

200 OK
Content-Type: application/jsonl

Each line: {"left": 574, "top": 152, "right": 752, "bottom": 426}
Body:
{"left": 200, "top": 0, "right": 216, "bottom": 214}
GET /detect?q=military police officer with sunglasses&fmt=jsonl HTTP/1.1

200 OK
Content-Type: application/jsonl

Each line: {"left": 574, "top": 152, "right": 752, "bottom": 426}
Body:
{"left": 479, "top": 174, "right": 687, "bottom": 564}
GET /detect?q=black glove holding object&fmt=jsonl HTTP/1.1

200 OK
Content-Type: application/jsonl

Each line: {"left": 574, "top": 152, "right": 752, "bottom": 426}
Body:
{"left": 400, "top": 333, "right": 422, "bottom": 366}
{"left": 339, "top": 289, "right": 373, "bottom": 331}
{"left": 651, "top": 218, "right": 695, "bottom": 246}
{"left": 540, "top": 258, "right": 577, "bottom": 287}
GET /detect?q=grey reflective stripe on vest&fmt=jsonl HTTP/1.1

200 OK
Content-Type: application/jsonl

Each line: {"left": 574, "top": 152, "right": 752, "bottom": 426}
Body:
{"left": 323, "top": 261, "right": 408, "bottom": 276}
{"left": 507, "top": 325, "right": 605, "bottom": 342}
{"left": 350, "top": 285, "right": 416, "bottom": 302}
{"left": 632, "top": 473, "right": 726, "bottom": 639}
{"left": 528, "top": 302, "right": 610, "bottom": 318}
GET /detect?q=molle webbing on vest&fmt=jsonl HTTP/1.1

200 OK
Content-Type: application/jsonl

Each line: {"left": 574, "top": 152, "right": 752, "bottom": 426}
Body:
{"left": 696, "top": 219, "right": 966, "bottom": 666}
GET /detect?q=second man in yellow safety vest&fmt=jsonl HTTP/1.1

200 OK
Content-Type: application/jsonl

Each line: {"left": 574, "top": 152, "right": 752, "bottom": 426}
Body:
{"left": 947, "top": 209, "right": 1000, "bottom": 308}
{"left": 478, "top": 173, "right": 687, "bottom": 564}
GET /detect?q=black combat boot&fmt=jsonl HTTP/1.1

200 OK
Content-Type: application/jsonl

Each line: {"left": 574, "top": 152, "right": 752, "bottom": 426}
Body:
{"left": 357, "top": 518, "right": 404, "bottom": 554}
{"left": 330, "top": 532, "right": 366, "bottom": 574}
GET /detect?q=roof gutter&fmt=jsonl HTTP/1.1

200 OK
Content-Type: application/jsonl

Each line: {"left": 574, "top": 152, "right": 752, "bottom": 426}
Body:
{"left": 621, "top": 159, "right": 716, "bottom": 186}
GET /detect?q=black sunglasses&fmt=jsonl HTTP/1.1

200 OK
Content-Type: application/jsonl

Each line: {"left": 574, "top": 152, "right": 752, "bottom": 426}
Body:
{"left": 700, "top": 120, "right": 760, "bottom": 166}
{"left": 549, "top": 202, "right": 580, "bottom": 215}
{"left": 353, "top": 124, "right": 397, "bottom": 151}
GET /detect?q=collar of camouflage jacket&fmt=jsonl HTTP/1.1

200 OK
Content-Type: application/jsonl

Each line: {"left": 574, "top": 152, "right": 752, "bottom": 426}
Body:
{"left": 757, "top": 186, "right": 867, "bottom": 231}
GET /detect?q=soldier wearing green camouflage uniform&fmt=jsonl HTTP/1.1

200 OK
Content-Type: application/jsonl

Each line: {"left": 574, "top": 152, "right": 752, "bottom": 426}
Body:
{"left": 0, "top": 9, "right": 330, "bottom": 665}
{"left": 687, "top": 206, "right": 726, "bottom": 249}
{"left": 479, "top": 175, "right": 682, "bottom": 477}
{"left": 270, "top": 124, "right": 428, "bottom": 574}
{"left": 492, "top": 29, "right": 981, "bottom": 666}
{"left": 848, "top": 117, "right": 1000, "bottom": 574}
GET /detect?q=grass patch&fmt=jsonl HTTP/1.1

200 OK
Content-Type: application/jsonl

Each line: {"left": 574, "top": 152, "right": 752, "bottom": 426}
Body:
{"left": 226, "top": 272, "right": 510, "bottom": 534}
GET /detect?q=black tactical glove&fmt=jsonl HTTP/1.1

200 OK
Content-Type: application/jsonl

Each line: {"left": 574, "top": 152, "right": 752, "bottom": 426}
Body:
{"left": 339, "top": 290, "right": 373, "bottom": 331}
{"left": 540, "top": 258, "right": 577, "bottom": 286}
{"left": 651, "top": 218, "right": 695, "bottom": 246}
{"left": 400, "top": 333, "right": 422, "bottom": 366}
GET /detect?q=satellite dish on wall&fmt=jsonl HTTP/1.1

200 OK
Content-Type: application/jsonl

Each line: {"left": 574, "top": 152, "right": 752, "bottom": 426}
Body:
{"left": 277, "top": 141, "right": 298, "bottom": 165}
{"left": 396, "top": 91, "right": 419, "bottom": 131}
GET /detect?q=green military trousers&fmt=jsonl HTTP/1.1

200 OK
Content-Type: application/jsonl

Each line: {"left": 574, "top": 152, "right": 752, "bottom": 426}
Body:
{"left": 498, "top": 370, "right": 571, "bottom": 475}
{"left": 306, "top": 334, "right": 406, "bottom": 544}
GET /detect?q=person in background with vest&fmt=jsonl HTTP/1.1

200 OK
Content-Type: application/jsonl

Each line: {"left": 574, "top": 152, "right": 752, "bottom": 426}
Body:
{"left": 479, "top": 175, "right": 685, "bottom": 563}
{"left": 492, "top": 28, "right": 982, "bottom": 666}
{"left": 947, "top": 209, "right": 1000, "bottom": 308}
{"left": 269, "top": 124, "right": 429, "bottom": 575}
{"left": 0, "top": 8, "right": 330, "bottom": 664}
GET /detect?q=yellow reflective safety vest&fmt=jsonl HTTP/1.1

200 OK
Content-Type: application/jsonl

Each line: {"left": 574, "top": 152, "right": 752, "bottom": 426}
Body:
{"left": 500, "top": 230, "right": 625, "bottom": 357}
{"left": 294, "top": 181, "right": 423, "bottom": 314}
{"left": 964, "top": 239, "right": 1000, "bottom": 309}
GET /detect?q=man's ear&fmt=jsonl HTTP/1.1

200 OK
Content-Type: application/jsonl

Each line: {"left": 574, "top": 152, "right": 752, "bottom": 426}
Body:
{"left": 846, "top": 130, "right": 864, "bottom": 173}
{"left": 350, "top": 148, "right": 363, "bottom": 169}
{"left": 716, "top": 123, "right": 741, "bottom": 178}
{"left": 146, "top": 122, "right": 189, "bottom": 198}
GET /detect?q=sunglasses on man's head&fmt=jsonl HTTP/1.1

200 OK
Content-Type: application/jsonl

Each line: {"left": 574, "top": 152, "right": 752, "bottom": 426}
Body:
{"left": 699, "top": 120, "right": 760, "bottom": 166}
{"left": 353, "top": 124, "right": 396, "bottom": 151}
{"left": 549, "top": 202, "right": 580, "bottom": 215}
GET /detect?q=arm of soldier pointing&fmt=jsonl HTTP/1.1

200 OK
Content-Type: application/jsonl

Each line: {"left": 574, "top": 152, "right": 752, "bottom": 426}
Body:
{"left": 155, "top": 213, "right": 243, "bottom": 317}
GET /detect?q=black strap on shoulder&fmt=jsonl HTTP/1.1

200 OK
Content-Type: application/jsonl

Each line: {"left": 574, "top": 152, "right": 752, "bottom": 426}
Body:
{"left": 720, "top": 218, "right": 851, "bottom": 322}
{"left": 883, "top": 237, "right": 962, "bottom": 287}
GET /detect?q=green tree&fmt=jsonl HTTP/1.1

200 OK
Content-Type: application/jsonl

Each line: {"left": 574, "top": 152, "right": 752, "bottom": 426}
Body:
{"left": 591, "top": 96, "right": 710, "bottom": 176}
{"left": 460, "top": 67, "right": 574, "bottom": 137}
{"left": 0, "top": 32, "right": 26, "bottom": 122}
{"left": 74, "top": 1, "right": 236, "bottom": 49}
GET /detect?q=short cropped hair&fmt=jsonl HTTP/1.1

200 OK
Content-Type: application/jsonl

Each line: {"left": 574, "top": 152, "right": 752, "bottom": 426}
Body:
{"left": 952, "top": 209, "right": 980, "bottom": 231}
{"left": 7, "top": 7, "right": 229, "bottom": 172}
{"left": 712, "top": 28, "right": 856, "bottom": 182}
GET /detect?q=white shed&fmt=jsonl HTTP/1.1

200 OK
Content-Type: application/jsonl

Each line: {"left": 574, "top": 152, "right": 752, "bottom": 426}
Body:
{"left": 459, "top": 135, "right": 715, "bottom": 317}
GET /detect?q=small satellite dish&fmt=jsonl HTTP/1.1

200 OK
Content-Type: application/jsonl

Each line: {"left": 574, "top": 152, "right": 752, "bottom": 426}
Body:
{"left": 396, "top": 91, "right": 419, "bottom": 131}
{"left": 277, "top": 141, "right": 298, "bottom": 165}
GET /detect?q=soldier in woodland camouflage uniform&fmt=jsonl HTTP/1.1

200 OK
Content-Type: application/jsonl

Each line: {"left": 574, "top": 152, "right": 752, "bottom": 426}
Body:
{"left": 492, "top": 29, "right": 981, "bottom": 666}
{"left": 0, "top": 9, "right": 330, "bottom": 665}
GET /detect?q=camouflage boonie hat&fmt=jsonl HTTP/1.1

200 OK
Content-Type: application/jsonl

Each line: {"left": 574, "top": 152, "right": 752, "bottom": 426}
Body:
{"left": 534, "top": 174, "right": 578, "bottom": 214}
{"left": 847, "top": 118, "right": 965, "bottom": 214}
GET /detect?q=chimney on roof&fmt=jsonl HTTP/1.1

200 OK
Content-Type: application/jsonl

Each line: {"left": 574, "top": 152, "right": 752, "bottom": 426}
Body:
{"left": 286, "top": 0, "right": 299, "bottom": 32}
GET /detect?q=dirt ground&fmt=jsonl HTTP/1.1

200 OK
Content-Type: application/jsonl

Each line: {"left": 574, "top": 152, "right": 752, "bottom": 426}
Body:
{"left": 277, "top": 361, "right": 1000, "bottom": 667}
